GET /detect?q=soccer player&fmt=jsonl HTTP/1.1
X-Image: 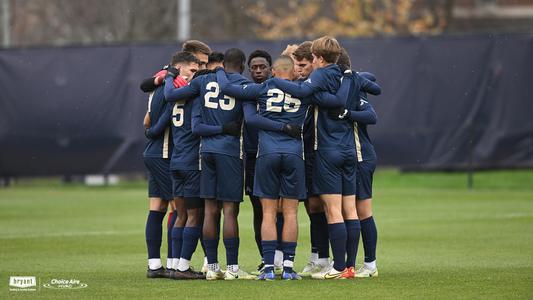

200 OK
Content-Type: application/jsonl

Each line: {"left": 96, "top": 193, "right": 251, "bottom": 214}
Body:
{"left": 290, "top": 41, "right": 331, "bottom": 277}
{"left": 143, "top": 63, "right": 175, "bottom": 279}
{"left": 329, "top": 56, "right": 380, "bottom": 277}
{"left": 270, "top": 36, "right": 380, "bottom": 279}
{"left": 244, "top": 49, "right": 285, "bottom": 274}
{"left": 162, "top": 48, "right": 256, "bottom": 280}
{"left": 154, "top": 52, "right": 207, "bottom": 280}
{"left": 217, "top": 55, "right": 351, "bottom": 280}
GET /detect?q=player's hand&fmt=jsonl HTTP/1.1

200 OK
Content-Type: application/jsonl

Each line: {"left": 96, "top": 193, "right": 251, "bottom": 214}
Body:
{"left": 154, "top": 75, "right": 165, "bottom": 86}
{"left": 327, "top": 107, "right": 348, "bottom": 120}
{"left": 166, "top": 66, "right": 180, "bottom": 78}
{"left": 282, "top": 123, "right": 302, "bottom": 139}
{"left": 222, "top": 121, "right": 241, "bottom": 136}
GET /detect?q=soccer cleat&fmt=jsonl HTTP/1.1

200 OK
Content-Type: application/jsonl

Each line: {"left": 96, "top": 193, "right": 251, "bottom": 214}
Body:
{"left": 170, "top": 269, "right": 206, "bottom": 280}
{"left": 146, "top": 267, "right": 171, "bottom": 279}
{"left": 281, "top": 270, "right": 302, "bottom": 280}
{"left": 201, "top": 264, "right": 208, "bottom": 274}
{"left": 205, "top": 269, "right": 225, "bottom": 281}
{"left": 299, "top": 261, "right": 321, "bottom": 277}
{"left": 345, "top": 266, "right": 356, "bottom": 279}
{"left": 311, "top": 265, "right": 349, "bottom": 280}
{"left": 224, "top": 269, "right": 256, "bottom": 280}
{"left": 257, "top": 270, "right": 276, "bottom": 281}
{"left": 251, "top": 262, "right": 265, "bottom": 276}
{"left": 355, "top": 265, "right": 378, "bottom": 278}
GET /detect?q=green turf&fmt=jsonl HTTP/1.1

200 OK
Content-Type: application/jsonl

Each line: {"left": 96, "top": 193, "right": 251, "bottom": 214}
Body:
{"left": 1, "top": 169, "right": 532, "bottom": 299}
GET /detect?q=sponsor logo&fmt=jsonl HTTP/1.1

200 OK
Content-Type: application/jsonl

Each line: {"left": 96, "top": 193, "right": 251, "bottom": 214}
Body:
{"left": 9, "top": 276, "right": 37, "bottom": 292}
{"left": 42, "top": 278, "right": 88, "bottom": 289}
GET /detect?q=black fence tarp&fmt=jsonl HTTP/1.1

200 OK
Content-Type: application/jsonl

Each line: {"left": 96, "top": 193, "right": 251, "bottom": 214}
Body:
{"left": 1, "top": 34, "right": 532, "bottom": 176}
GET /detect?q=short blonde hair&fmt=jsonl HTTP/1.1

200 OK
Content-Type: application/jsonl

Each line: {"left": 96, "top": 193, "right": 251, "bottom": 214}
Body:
{"left": 311, "top": 36, "right": 341, "bottom": 64}
{"left": 281, "top": 44, "right": 299, "bottom": 58}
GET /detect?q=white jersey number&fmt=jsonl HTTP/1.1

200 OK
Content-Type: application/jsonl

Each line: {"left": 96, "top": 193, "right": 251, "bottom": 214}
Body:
{"left": 172, "top": 100, "right": 185, "bottom": 127}
{"left": 266, "top": 88, "right": 300, "bottom": 113}
{"left": 204, "top": 82, "right": 235, "bottom": 110}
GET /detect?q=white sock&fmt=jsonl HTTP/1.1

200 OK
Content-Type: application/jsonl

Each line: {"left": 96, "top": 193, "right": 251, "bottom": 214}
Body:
{"left": 364, "top": 260, "right": 377, "bottom": 270}
{"left": 317, "top": 258, "right": 329, "bottom": 267}
{"left": 177, "top": 258, "right": 191, "bottom": 272}
{"left": 274, "top": 250, "right": 283, "bottom": 267}
{"left": 283, "top": 260, "right": 294, "bottom": 268}
{"left": 309, "top": 252, "right": 318, "bottom": 263}
{"left": 203, "top": 256, "right": 208, "bottom": 266}
{"left": 208, "top": 263, "right": 220, "bottom": 272}
{"left": 227, "top": 264, "right": 239, "bottom": 273}
{"left": 166, "top": 258, "right": 172, "bottom": 269}
{"left": 148, "top": 258, "right": 162, "bottom": 270}
{"left": 171, "top": 258, "right": 180, "bottom": 270}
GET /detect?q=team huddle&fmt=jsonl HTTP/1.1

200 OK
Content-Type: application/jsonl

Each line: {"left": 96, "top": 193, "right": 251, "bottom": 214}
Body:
{"left": 141, "top": 36, "right": 380, "bottom": 281}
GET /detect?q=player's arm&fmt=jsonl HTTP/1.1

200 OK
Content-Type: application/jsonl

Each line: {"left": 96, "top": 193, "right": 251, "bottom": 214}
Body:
{"left": 140, "top": 76, "right": 163, "bottom": 93}
{"left": 164, "top": 69, "right": 200, "bottom": 102}
{"left": 242, "top": 102, "right": 283, "bottom": 132}
{"left": 313, "top": 72, "right": 352, "bottom": 108}
{"left": 190, "top": 97, "right": 223, "bottom": 136}
{"left": 216, "top": 68, "right": 261, "bottom": 100}
{"left": 360, "top": 77, "right": 381, "bottom": 96}
{"left": 243, "top": 102, "right": 301, "bottom": 138}
{"left": 145, "top": 104, "right": 172, "bottom": 139}
{"left": 346, "top": 101, "right": 377, "bottom": 125}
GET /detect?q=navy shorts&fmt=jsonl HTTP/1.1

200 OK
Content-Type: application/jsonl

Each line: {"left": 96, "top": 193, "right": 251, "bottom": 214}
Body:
{"left": 244, "top": 152, "right": 257, "bottom": 196}
{"left": 356, "top": 159, "right": 376, "bottom": 200}
{"left": 254, "top": 153, "right": 306, "bottom": 200}
{"left": 144, "top": 157, "right": 173, "bottom": 201}
{"left": 304, "top": 152, "right": 316, "bottom": 198}
{"left": 312, "top": 149, "right": 357, "bottom": 196}
{"left": 200, "top": 152, "right": 243, "bottom": 202}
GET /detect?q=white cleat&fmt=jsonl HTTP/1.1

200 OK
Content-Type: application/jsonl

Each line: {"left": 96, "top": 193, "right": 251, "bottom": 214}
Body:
{"left": 299, "top": 261, "right": 321, "bottom": 277}
{"left": 355, "top": 265, "right": 378, "bottom": 278}
{"left": 224, "top": 269, "right": 256, "bottom": 280}
{"left": 205, "top": 269, "right": 224, "bottom": 280}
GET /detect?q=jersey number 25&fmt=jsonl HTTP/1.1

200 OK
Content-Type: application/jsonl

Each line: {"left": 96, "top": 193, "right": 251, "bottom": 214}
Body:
{"left": 266, "top": 88, "right": 300, "bottom": 113}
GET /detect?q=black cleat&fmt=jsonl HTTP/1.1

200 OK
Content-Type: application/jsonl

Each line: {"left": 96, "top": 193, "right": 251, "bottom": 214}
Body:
{"left": 147, "top": 267, "right": 171, "bottom": 278}
{"left": 170, "top": 268, "right": 206, "bottom": 280}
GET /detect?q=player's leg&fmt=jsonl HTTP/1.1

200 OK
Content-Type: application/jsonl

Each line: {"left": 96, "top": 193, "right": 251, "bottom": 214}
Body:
{"left": 254, "top": 153, "right": 281, "bottom": 280}
{"left": 215, "top": 154, "right": 253, "bottom": 280}
{"left": 304, "top": 196, "right": 330, "bottom": 275}
{"left": 143, "top": 157, "right": 173, "bottom": 278}
{"left": 355, "top": 159, "right": 378, "bottom": 277}
{"left": 312, "top": 150, "right": 349, "bottom": 279}
{"left": 342, "top": 153, "right": 360, "bottom": 278}
{"left": 259, "top": 198, "right": 278, "bottom": 280}
{"left": 279, "top": 154, "right": 305, "bottom": 280}
{"left": 274, "top": 201, "right": 284, "bottom": 273}
{"left": 166, "top": 200, "right": 177, "bottom": 271}
{"left": 200, "top": 153, "right": 224, "bottom": 280}
{"left": 172, "top": 169, "right": 205, "bottom": 279}
{"left": 245, "top": 154, "right": 264, "bottom": 270}
{"left": 170, "top": 197, "right": 186, "bottom": 272}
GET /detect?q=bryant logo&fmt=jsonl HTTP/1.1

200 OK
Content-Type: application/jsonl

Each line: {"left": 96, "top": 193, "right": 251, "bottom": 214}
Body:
{"left": 9, "top": 276, "right": 37, "bottom": 291}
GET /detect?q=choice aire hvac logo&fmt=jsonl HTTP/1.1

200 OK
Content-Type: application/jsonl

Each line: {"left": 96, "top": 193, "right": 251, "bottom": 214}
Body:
{"left": 9, "top": 276, "right": 37, "bottom": 292}
{"left": 42, "top": 278, "right": 88, "bottom": 289}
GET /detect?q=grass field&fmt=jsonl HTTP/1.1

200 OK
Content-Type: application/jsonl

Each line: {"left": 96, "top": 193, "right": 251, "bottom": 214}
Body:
{"left": 1, "top": 169, "right": 532, "bottom": 299}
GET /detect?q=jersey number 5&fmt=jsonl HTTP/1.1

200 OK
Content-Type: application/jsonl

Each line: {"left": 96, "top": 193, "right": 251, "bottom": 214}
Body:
{"left": 204, "top": 82, "right": 235, "bottom": 110}
{"left": 172, "top": 100, "right": 185, "bottom": 127}
{"left": 266, "top": 88, "right": 300, "bottom": 113}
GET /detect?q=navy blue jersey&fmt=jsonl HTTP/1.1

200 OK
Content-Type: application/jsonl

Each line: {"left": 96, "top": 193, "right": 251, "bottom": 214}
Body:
{"left": 273, "top": 64, "right": 355, "bottom": 151}
{"left": 243, "top": 112, "right": 259, "bottom": 154}
{"left": 143, "top": 86, "right": 173, "bottom": 159}
{"left": 349, "top": 94, "right": 377, "bottom": 162}
{"left": 219, "top": 69, "right": 350, "bottom": 158}
{"left": 165, "top": 72, "right": 252, "bottom": 158}
{"left": 169, "top": 96, "right": 201, "bottom": 170}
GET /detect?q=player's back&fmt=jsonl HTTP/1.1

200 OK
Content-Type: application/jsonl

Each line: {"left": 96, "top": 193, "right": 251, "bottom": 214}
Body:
{"left": 170, "top": 96, "right": 199, "bottom": 170}
{"left": 313, "top": 64, "right": 355, "bottom": 151}
{"left": 144, "top": 86, "right": 173, "bottom": 159}
{"left": 256, "top": 79, "right": 310, "bottom": 158}
{"left": 197, "top": 72, "right": 251, "bottom": 157}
